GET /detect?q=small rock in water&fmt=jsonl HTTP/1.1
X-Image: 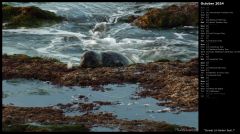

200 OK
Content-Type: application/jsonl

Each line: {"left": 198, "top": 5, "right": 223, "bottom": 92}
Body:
{"left": 62, "top": 36, "right": 80, "bottom": 42}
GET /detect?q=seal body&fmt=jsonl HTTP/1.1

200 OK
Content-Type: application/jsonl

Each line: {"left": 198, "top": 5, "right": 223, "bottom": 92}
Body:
{"left": 101, "top": 52, "right": 129, "bottom": 67}
{"left": 80, "top": 51, "right": 102, "bottom": 68}
{"left": 80, "top": 51, "right": 129, "bottom": 68}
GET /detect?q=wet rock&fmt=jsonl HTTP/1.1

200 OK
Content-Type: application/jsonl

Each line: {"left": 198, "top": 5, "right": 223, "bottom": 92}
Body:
{"left": 156, "top": 59, "right": 170, "bottom": 62}
{"left": 3, "top": 105, "right": 196, "bottom": 132}
{"left": 80, "top": 103, "right": 99, "bottom": 111}
{"left": 93, "top": 101, "right": 113, "bottom": 105}
{"left": 2, "top": 5, "right": 64, "bottom": 28}
{"left": 55, "top": 103, "right": 98, "bottom": 112}
{"left": 3, "top": 54, "right": 198, "bottom": 111}
{"left": 133, "top": 4, "right": 198, "bottom": 29}
{"left": 78, "top": 95, "right": 89, "bottom": 102}
{"left": 80, "top": 51, "right": 130, "bottom": 68}
{"left": 62, "top": 36, "right": 80, "bottom": 42}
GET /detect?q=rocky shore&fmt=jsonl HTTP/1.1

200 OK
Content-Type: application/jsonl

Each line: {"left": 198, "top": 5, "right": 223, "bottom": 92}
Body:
{"left": 133, "top": 3, "right": 198, "bottom": 29}
{"left": 2, "top": 54, "right": 198, "bottom": 111}
{"left": 2, "top": 3, "right": 198, "bottom": 132}
{"left": 2, "top": 3, "right": 198, "bottom": 29}
{"left": 2, "top": 105, "right": 196, "bottom": 132}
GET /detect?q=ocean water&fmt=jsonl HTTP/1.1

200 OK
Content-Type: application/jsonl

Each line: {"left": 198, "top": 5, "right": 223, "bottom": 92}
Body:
{"left": 2, "top": 2, "right": 198, "bottom": 65}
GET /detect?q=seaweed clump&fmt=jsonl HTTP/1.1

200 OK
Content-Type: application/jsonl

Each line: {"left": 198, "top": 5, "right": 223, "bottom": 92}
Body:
{"left": 2, "top": 54, "right": 198, "bottom": 111}
{"left": 2, "top": 106, "right": 196, "bottom": 132}
{"left": 2, "top": 124, "right": 89, "bottom": 132}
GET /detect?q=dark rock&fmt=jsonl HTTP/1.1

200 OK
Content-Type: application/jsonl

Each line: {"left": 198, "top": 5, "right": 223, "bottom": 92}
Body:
{"left": 93, "top": 101, "right": 112, "bottom": 105}
{"left": 133, "top": 4, "right": 198, "bottom": 29}
{"left": 62, "top": 36, "right": 80, "bottom": 42}
{"left": 156, "top": 59, "right": 170, "bottom": 62}
{"left": 2, "top": 5, "right": 64, "bottom": 28}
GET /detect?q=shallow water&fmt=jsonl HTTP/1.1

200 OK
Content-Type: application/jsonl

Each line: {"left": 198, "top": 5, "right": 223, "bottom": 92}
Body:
{"left": 3, "top": 79, "right": 198, "bottom": 129}
{"left": 2, "top": 2, "right": 198, "bottom": 64}
{"left": 91, "top": 126, "right": 120, "bottom": 132}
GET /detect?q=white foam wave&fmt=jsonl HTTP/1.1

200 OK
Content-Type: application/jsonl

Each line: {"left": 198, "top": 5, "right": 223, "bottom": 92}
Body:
{"left": 3, "top": 28, "right": 86, "bottom": 38}
{"left": 156, "top": 36, "right": 166, "bottom": 40}
{"left": 109, "top": 23, "right": 132, "bottom": 36}
{"left": 36, "top": 37, "right": 62, "bottom": 54}
{"left": 174, "top": 33, "right": 188, "bottom": 39}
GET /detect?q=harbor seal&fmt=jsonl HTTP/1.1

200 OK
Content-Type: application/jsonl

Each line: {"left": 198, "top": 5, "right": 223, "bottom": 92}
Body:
{"left": 80, "top": 51, "right": 130, "bottom": 68}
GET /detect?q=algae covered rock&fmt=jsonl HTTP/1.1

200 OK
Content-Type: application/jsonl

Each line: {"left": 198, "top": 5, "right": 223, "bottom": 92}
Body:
{"left": 2, "top": 5, "right": 64, "bottom": 28}
{"left": 133, "top": 4, "right": 198, "bottom": 29}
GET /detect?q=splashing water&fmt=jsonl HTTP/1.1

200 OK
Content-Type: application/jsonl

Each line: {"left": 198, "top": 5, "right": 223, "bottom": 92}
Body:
{"left": 2, "top": 2, "right": 198, "bottom": 65}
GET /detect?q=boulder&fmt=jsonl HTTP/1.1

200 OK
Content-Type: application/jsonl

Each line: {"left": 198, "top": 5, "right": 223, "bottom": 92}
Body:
{"left": 2, "top": 5, "right": 64, "bottom": 28}
{"left": 80, "top": 51, "right": 130, "bottom": 68}
{"left": 133, "top": 4, "right": 198, "bottom": 29}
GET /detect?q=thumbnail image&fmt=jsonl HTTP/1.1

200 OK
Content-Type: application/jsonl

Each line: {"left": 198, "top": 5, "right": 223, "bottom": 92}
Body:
{"left": 2, "top": 2, "right": 198, "bottom": 132}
